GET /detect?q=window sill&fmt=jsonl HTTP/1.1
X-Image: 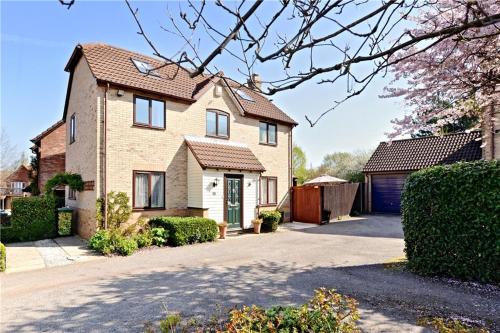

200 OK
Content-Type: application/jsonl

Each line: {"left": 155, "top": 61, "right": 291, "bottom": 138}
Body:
{"left": 206, "top": 134, "right": 229, "bottom": 140}
{"left": 132, "top": 207, "right": 166, "bottom": 212}
{"left": 258, "top": 203, "right": 277, "bottom": 208}
{"left": 132, "top": 124, "right": 165, "bottom": 131}
{"left": 259, "top": 142, "right": 277, "bottom": 147}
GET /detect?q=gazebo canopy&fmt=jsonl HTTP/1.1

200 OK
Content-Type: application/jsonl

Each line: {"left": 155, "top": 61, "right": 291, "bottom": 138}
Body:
{"left": 303, "top": 175, "right": 348, "bottom": 186}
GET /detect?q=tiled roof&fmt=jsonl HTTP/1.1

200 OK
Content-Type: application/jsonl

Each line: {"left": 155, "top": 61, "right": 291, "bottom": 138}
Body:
{"left": 31, "top": 120, "right": 65, "bottom": 144}
{"left": 67, "top": 43, "right": 296, "bottom": 125}
{"left": 185, "top": 136, "right": 265, "bottom": 172}
{"left": 363, "top": 132, "right": 482, "bottom": 173}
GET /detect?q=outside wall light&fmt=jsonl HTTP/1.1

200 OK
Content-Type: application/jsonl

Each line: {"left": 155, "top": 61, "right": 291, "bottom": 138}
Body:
{"left": 117, "top": 89, "right": 125, "bottom": 97}
{"left": 212, "top": 178, "right": 219, "bottom": 188}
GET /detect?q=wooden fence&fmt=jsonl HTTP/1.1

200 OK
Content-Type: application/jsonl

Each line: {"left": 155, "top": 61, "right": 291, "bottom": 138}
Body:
{"left": 323, "top": 183, "right": 359, "bottom": 218}
{"left": 292, "top": 186, "right": 323, "bottom": 224}
{"left": 292, "top": 183, "right": 360, "bottom": 224}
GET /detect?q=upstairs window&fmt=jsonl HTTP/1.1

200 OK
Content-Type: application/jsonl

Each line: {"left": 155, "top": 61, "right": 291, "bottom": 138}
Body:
{"left": 259, "top": 122, "right": 277, "bottom": 145}
{"left": 206, "top": 110, "right": 229, "bottom": 138}
{"left": 70, "top": 114, "right": 76, "bottom": 144}
{"left": 131, "top": 58, "right": 160, "bottom": 76}
{"left": 133, "top": 96, "right": 165, "bottom": 129}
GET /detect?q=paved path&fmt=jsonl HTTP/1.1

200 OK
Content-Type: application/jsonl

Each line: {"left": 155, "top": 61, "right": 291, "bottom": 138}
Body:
{"left": 5, "top": 236, "right": 102, "bottom": 273}
{"left": 1, "top": 216, "right": 498, "bottom": 332}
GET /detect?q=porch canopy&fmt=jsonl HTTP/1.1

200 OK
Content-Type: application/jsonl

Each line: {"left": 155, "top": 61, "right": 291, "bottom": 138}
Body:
{"left": 303, "top": 175, "right": 347, "bottom": 186}
{"left": 185, "top": 135, "right": 265, "bottom": 172}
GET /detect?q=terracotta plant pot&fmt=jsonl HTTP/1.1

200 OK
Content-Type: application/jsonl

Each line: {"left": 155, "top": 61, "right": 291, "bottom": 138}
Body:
{"left": 252, "top": 219, "right": 263, "bottom": 234}
{"left": 218, "top": 223, "right": 228, "bottom": 239}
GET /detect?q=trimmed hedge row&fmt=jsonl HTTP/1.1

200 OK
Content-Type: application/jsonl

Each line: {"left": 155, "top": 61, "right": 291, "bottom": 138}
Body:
{"left": 401, "top": 160, "right": 500, "bottom": 283}
{"left": 1, "top": 196, "right": 57, "bottom": 243}
{"left": 149, "top": 216, "right": 218, "bottom": 246}
{"left": 0, "top": 242, "right": 5, "bottom": 272}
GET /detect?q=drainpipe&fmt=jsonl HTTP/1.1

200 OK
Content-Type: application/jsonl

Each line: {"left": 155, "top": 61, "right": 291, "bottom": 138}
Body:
{"left": 289, "top": 128, "right": 293, "bottom": 221}
{"left": 103, "top": 83, "right": 109, "bottom": 229}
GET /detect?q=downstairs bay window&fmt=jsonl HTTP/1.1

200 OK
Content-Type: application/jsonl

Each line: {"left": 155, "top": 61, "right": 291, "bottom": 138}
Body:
{"left": 133, "top": 171, "right": 165, "bottom": 209}
{"left": 260, "top": 176, "right": 277, "bottom": 206}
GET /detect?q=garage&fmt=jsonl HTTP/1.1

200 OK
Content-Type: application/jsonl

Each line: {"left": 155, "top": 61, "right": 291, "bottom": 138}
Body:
{"left": 363, "top": 132, "right": 482, "bottom": 214}
{"left": 371, "top": 174, "right": 407, "bottom": 214}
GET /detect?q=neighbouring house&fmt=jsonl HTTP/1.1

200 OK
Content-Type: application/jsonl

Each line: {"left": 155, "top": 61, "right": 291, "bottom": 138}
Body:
{"left": 30, "top": 119, "right": 66, "bottom": 194}
{"left": 0, "top": 164, "right": 31, "bottom": 210}
{"left": 482, "top": 99, "right": 500, "bottom": 160}
{"left": 59, "top": 43, "right": 297, "bottom": 238}
{"left": 363, "top": 131, "right": 482, "bottom": 214}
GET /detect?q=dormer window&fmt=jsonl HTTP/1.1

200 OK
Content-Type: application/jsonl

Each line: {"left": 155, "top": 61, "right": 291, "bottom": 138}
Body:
{"left": 131, "top": 58, "right": 160, "bottom": 76}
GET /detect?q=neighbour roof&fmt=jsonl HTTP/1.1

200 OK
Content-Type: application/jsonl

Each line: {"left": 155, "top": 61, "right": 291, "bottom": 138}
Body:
{"left": 363, "top": 131, "right": 482, "bottom": 173}
{"left": 185, "top": 136, "right": 266, "bottom": 172}
{"left": 304, "top": 175, "right": 348, "bottom": 185}
{"left": 31, "top": 120, "right": 65, "bottom": 144}
{"left": 65, "top": 43, "right": 296, "bottom": 125}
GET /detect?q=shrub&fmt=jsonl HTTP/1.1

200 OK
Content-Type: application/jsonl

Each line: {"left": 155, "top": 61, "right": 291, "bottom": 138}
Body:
{"left": 151, "top": 227, "right": 168, "bottom": 246}
{"left": 227, "top": 288, "right": 359, "bottom": 333}
{"left": 57, "top": 208, "right": 73, "bottom": 236}
{"left": 0, "top": 242, "right": 6, "bottom": 272}
{"left": 88, "top": 230, "right": 114, "bottom": 255}
{"left": 150, "top": 217, "right": 218, "bottom": 246}
{"left": 114, "top": 236, "right": 138, "bottom": 256}
{"left": 1, "top": 196, "right": 57, "bottom": 243}
{"left": 135, "top": 231, "right": 153, "bottom": 248}
{"left": 258, "top": 211, "right": 281, "bottom": 232}
{"left": 95, "top": 192, "right": 132, "bottom": 230}
{"left": 402, "top": 160, "right": 500, "bottom": 283}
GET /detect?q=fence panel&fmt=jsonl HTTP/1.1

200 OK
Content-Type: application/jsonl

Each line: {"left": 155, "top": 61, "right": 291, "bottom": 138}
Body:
{"left": 292, "top": 186, "right": 322, "bottom": 224}
{"left": 323, "top": 183, "right": 359, "bottom": 218}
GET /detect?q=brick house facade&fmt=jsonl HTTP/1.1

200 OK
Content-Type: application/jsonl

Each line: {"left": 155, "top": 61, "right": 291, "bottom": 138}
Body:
{"left": 31, "top": 120, "right": 66, "bottom": 192}
{"left": 61, "top": 43, "right": 297, "bottom": 239}
{"left": 0, "top": 165, "right": 31, "bottom": 210}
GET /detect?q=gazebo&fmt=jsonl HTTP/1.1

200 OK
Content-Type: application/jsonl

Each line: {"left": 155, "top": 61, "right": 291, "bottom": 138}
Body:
{"left": 303, "top": 175, "right": 348, "bottom": 186}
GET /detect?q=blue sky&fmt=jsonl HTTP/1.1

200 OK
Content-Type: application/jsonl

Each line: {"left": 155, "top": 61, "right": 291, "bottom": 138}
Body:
{"left": 1, "top": 1, "right": 406, "bottom": 167}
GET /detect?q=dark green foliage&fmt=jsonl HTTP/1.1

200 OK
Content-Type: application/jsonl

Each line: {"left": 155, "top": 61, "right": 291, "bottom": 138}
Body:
{"left": 45, "top": 172, "right": 84, "bottom": 194}
{"left": 114, "top": 236, "right": 138, "bottom": 256}
{"left": 0, "top": 242, "right": 5, "bottom": 272}
{"left": 29, "top": 154, "right": 40, "bottom": 196}
{"left": 402, "top": 160, "right": 500, "bottom": 283}
{"left": 134, "top": 231, "right": 153, "bottom": 248}
{"left": 88, "top": 230, "right": 138, "bottom": 256}
{"left": 259, "top": 211, "right": 281, "bottom": 232}
{"left": 149, "top": 217, "right": 218, "bottom": 246}
{"left": 1, "top": 196, "right": 57, "bottom": 243}
{"left": 151, "top": 227, "right": 168, "bottom": 246}
{"left": 57, "top": 208, "right": 73, "bottom": 236}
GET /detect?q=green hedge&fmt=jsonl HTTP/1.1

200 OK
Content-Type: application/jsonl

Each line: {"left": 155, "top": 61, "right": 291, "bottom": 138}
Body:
{"left": 259, "top": 211, "right": 281, "bottom": 232}
{"left": 58, "top": 208, "right": 73, "bottom": 236}
{"left": 149, "top": 217, "right": 218, "bottom": 246}
{"left": 401, "top": 160, "right": 500, "bottom": 283}
{"left": 1, "top": 196, "right": 57, "bottom": 243}
{"left": 0, "top": 242, "right": 5, "bottom": 272}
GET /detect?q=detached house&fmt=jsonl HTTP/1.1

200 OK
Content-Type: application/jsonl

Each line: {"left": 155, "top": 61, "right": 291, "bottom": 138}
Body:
{"left": 62, "top": 43, "right": 297, "bottom": 238}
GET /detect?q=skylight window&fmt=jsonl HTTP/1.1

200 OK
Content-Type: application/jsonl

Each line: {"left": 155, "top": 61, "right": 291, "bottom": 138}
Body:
{"left": 131, "top": 58, "right": 160, "bottom": 77}
{"left": 232, "top": 88, "right": 255, "bottom": 102}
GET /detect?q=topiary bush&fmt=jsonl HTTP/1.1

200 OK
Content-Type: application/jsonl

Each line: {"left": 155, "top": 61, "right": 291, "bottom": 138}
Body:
{"left": 402, "top": 160, "right": 500, "bottom": 283}
{"left": 0, "top": 242, "right": 6, "bottom": 272}
{"left": 259, "top": 210, "right": 281, "bottom": 232}
{"left": 149, "top": 217, "right": 218, "bottom": 247}
{"left": 1, "top": 196, "right": 57, "bottom": 243}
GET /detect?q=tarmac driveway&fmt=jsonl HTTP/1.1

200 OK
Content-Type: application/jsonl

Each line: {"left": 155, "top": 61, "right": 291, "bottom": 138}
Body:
{"left": 1, "top": 215, "right": 498, "bottom": 332}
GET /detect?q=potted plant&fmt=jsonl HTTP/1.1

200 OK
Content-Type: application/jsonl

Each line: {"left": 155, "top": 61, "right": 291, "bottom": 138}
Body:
{"left": 218, "top": 222, "right": 228, "bottom": 239}
{"left": 252, "top": 219, "right": 263, "bottom": 234}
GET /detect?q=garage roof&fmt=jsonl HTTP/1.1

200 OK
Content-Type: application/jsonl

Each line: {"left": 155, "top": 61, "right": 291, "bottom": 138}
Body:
{"left": 363, "top": 131, "right": 482, "bottom": 173}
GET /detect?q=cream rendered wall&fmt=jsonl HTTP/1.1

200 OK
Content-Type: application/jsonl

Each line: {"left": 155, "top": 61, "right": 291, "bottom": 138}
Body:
{"left": 65, "top": 57, "right": 103, "bottom": 238}
{"left": 187, "top": 150, "right": 203, "bottom": 207}
{"left": 104, "top": 82, "right": 292, "bottom": 223}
